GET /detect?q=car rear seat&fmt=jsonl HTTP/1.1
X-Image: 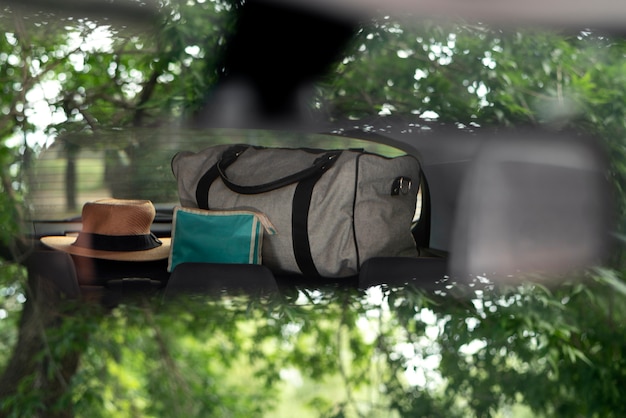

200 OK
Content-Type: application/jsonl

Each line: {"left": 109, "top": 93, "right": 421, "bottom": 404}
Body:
{"left": 25, "top": 250, "right": 81, "bottom": 299}
{"left": 358, "top": 256, "right": 448, "bottom": 290}
{"left": 162, "top": 262, "right": 279, "bottom": 299}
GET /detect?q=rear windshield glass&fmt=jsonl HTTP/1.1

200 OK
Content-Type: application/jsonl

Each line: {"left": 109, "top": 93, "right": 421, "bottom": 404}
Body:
{"left": 25, "top": 129, "right": 408, "bottom": 220}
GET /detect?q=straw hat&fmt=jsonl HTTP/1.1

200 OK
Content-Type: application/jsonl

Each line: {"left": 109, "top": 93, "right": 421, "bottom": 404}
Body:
{"left": 41, "top": 199, "right": 171, "bottom": 261}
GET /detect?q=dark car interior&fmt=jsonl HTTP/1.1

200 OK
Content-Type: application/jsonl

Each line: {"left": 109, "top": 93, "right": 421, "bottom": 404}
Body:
{"left": 9, "top": 0, "right": 614, "bottom": 302}
{"left": 23, "top": 126, "right": 611, "bottom": 305}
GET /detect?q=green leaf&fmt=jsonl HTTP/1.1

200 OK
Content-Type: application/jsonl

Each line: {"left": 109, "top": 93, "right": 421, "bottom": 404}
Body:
{"left": 592, "top": 267, "right": 626, "bottom": 296}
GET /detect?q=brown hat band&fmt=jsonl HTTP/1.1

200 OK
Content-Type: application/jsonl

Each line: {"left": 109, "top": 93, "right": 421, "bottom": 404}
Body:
{"left": 72, "top": 232, "right": 163, "bottom": 252}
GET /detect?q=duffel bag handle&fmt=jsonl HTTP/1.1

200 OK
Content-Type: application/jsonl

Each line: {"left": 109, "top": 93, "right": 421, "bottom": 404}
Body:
{"left": 216, "top": 147, "right": 342, "bottom": 195}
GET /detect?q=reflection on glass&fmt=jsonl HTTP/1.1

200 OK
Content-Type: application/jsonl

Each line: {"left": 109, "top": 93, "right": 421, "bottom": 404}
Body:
{"left": 25, "top": 129, "right": 406, "bottom": 220}
{"left": 1, "top": 1, "right": 626, "bottom": 417}
{"left": 4, "top": 274, "right": 621, "bottom": 417}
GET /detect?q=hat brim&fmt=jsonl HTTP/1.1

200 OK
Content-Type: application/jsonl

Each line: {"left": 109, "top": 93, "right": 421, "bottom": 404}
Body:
{"left": 40, "top": 236, "right": 171, "bottom": 262}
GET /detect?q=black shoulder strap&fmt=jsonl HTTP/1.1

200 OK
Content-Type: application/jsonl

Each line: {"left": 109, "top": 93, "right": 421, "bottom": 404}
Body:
{"left": 413, "top": 169, "right": 431, "bottom": 249}
{"left": 195, "top": 145, "right": 249, "bottom": 209}
{"left": 195, "top": 165, "right": 219, "bottom": 210}
{"left": 217, "top": 150, "right": 341, "bottom": 194}
{"left": 291, "top": 170, "right": 325, "bottom": 278}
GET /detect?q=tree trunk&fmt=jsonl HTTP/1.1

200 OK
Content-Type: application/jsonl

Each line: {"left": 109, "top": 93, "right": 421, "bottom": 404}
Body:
{"left": 65, "top": 146, "right": 77, "bottom": 212}
{"left": 0, "top": 253, "right": 96, "bottom": 418}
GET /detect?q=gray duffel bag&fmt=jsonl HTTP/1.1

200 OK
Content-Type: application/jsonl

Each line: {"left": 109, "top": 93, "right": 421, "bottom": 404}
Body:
{"left": 171, "top": 144, "right": 421, "bottom": 278}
